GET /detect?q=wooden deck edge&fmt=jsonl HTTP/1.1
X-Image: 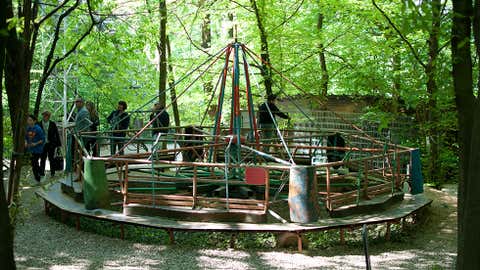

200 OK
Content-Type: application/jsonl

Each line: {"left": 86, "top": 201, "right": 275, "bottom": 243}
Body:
{"left": 35, "top": 182, "right": 432, "bottom": 233}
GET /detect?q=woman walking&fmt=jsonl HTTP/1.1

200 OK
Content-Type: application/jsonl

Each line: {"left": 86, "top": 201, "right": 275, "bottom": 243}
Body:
{"left": 25, "top": 115, "right": 45, "bottom": 183}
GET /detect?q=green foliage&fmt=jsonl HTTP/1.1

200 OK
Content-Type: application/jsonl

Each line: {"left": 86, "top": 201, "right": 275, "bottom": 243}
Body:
{"left": 23, "top": 0, "right": 458, "bottom": 183}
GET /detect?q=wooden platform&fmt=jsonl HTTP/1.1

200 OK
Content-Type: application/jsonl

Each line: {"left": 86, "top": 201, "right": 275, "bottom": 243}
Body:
{"left": 36, "top": 182, "right": 432, "bottom": 234}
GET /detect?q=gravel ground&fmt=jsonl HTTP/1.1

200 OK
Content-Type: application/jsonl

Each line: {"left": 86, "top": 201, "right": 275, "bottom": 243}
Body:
{"left": 13, "top": 179, "right": 457, "bottom": 270}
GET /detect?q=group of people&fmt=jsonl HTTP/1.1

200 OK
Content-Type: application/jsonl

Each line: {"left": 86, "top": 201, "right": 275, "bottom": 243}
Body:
{"left": 25, "top": 94, "right": 287, "bottom": 182}
{"left": 74, "top": 98, "right": 171, "bottom": 156}
{"left": 74, "top": 98, "right": 172, "bottom": 156}
{"left": 74, "top": 98, "right": 129, "bottom": 156}
{"left": 25, "top": 111, "right": 62, "bottom": 183}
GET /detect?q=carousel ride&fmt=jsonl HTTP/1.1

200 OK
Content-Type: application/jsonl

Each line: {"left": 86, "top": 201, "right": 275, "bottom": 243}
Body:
{"left": 37, "top": 42, "right": 431, "bottom": 250}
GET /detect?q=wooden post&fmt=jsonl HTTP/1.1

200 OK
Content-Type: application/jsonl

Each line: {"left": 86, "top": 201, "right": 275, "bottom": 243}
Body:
{"left": 44, "top": 200, "right": 49, "bottom": 215}
{"left": 116, "top": 162, "right": 122, "bottom": 183}
{"left": 168, "top": 229, "right": 175, "bottom": 244}
{"left": 193, "top": 165, "right": 197, "bottom": 209}
{"left": 395, "top": 148, "right": 400, "bottom": 189}
{"left": 385, "top": 222, "right": 391, "bottom": 241}
{"left": 75, "top": 215, "right": 80, "bottom": 230}
{"left": 340, "top": 228, "right": 345, "bottom": 245}
{"left": 123, "top": 164, "right": 129, "bottom": 206}
{"left": 120, "top": 224, "right": 125, "bottom": 240}
{"left": 264, "top": 169, "right": 270, "bottom": 212}
{"left": 230, "top": 233, "right": 237, "bottom": 249}
{"left": 363, "top": 160, "right": 369, "bottom": 199}
{"left": 326, "top": 166, "right": 331, "bottom": 210}
{"left": 297, "top": 232, "right": 303, "bottom": 252}
{"left": 61, "top": 210, "right": 66, "bottom": 223}
{"left": 124, "top": 161, "right": 129, "bottom": 190}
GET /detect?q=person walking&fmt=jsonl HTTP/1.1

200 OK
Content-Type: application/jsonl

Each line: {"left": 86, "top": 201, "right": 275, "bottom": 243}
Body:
{"left": 107, "top": 100, "right": 130, "bottom": 155}
{"left": 25, "top": 114, "right": 45, "bottom": 183}
{"left": 39, "top": 111, "right": 62, "bottom": 177}
{"left": 85, "top": 101, "right": 100, "bottom": 156}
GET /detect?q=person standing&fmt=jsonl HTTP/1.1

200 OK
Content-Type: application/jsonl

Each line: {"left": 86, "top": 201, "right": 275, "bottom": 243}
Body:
{"left": 258, "top": 94, "right": 290, "bottom": 140}
{"left": 72, "top": 97, "right": 91, "bottom": 182}
{"left": 75, "top": 97, "right": 91, "bottom": 135}
{"left": 25, "top": 115, "right": 45, "bottom": 183}
{"left": 85, "top": 101, "right": 100, "bottom": 156}
{"left": 107, "top": 100, "right": 130, "bottom": 155}
{"left": 149, "top": 103, "right": 169, "bottom": 150}
{"left": 39, "top": 111, "right": 62, "bottom": 177}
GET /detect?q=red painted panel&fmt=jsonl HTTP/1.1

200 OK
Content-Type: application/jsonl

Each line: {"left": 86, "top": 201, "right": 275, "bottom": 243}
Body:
{"left": 245, "top": 167, "right": 268, "bottom": 185}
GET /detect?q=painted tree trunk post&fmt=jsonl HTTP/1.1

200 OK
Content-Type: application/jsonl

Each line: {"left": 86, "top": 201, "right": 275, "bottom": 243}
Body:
{"left": 288, "top": 165, "right": 320, "bottom": 223}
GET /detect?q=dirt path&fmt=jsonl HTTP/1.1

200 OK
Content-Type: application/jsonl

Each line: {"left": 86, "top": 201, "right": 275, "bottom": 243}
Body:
{"left": 13, "top": 184, "right": 457, "bottom": 269}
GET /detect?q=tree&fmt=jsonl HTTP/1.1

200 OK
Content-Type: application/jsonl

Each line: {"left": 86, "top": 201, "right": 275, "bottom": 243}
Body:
{"left": 0, "top": 0, "right": 15, "bottom": 267}
{"left": 372, "top": 0, "right": 450, "bottom": 184}
{"left": 451, "top": 1, "right": 480, "bottom": 268}
{"left": 317, "top": 12, "right": 329, "bottom": 98}
{"left": 158, "top": 0, "right": 167, "bottom": 107}
{"left": 5, "top": 0, "right": 97, "bottom": 209}
{"left": 32, "top": 0, "right": 98, "bottom": 117}
{"left": 250, "top": 0, "right": 274, "bottom": 97}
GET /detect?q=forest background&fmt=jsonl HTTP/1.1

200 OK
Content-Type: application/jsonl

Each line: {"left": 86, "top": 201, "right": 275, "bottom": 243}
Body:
{"left": 4, "top": 0, "right": 459, "bottom": 186}
{"left": 2, "top": 0, "right": 475, "bottom": 268}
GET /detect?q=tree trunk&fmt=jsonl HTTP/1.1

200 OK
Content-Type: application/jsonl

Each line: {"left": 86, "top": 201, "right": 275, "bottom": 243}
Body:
{"left": 473, "top": 0, "right": 480, "bottom": 93}
{"left": 0, "top": 1, "right": 16, "bottom": 268}
{"left": 201, "top": 10, "right": 213, "bottom": 102}
{"left": 166, "top": 35, "right": 180, "bottom": 129}
{"left": 250, "top": 0, "right": 273, "bottom": 97}
{"left": 157, "top": 0, "right": 167, "bottom": 107}
{"left": 392, "top": 52, "right": 402, "bottom": 113}
{"left": 424, "top": 0, "right": 441, "bottom": 184}
{"left": 451, "top": 0, "right": 480, "bottom": 269}
{"left": 201, "top": 13, "right": 211, "bottom": 49}
{"left": 33, "top": 0, "right": 79, "bottom": 117}
{"left": 317, "top": 13, "right": 329, "bottom": 98}
{"left": 5, "top": 1, "right": 30, "bottom": 207}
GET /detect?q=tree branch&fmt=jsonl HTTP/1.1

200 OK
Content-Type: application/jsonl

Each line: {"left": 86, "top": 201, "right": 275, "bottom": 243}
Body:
{"left": 34, "top": 0, "right": 98, "bottom": 116}
{"left": 47, "top": 0, "right": 98, "bottom": 76}
{"left": 325, "top": 50, "right": 356, "bottom": 69}
{"left": 173, "top": 12, "right": 212, "bottom": 57}
{"left": 271, "top": 0, "right": 305, "bottom": 32}
{"left": 437, "top": 39, "right": 450, "bottom": 54}
{"left": 372, "top": 0, "right": 426, "bottom": 69}
{"left": 36, "top": 0, "right": 71, "bottom": 26}
{"left": 228, "top": 0, "right": 253, "bottom": 12}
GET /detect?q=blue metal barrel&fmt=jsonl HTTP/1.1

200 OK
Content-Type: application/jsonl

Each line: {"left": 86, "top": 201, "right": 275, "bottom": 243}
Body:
{"left": 288, "top": 165, "right": 320, "bottom": 223}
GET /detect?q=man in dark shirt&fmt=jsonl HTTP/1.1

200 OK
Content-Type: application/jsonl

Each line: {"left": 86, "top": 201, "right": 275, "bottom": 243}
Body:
{"left": 258, "top": 94, "right": 290, "bottom": 140}
{"left": 39, "top": 111, "right": 62, "bottom": 177}
{"left": 150, "top": 103, "right": 170, "bottom": 137}
{"left": 149, "top": 103, "right": 170, "bottom": 151}
{"left": 107, "top": 101, "right": 130, "bottom": 155}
